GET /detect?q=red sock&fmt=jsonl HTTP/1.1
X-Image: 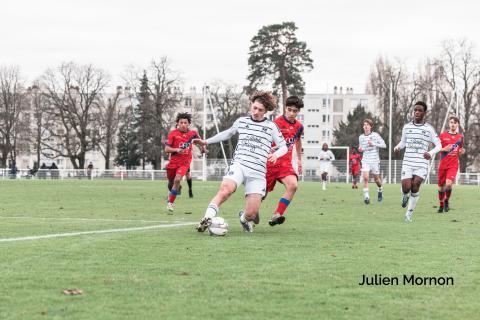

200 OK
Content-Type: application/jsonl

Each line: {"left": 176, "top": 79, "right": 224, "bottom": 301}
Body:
{"left": 168, "top": 189, "right": 178, "bottom": 203}
{"left": 275, "top": 198, "right": 291, "bottom": 216}
{"left": 445, "top": 189, "right": 452, "bottom": 201}
{"left": 438, "top": 191, "right": 445, "bottom": 207}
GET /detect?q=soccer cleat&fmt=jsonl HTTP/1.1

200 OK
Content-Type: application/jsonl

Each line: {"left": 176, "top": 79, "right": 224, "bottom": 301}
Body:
{"left": 352, "top": 185, "right": 355, "bottom": 189}
{"left": 377, "top": 191, "right": 383, "bottom": 202}
{"left": 268, "top": 213, "right": 285, "bottom": 226}
{"left": 401, "top": 193, "right": 409, "bottom": 208}
{"left": 322, "top": 184, "right": 326, "bottom": 191}
{"left": 253, "top": 212, "right": 260, "bottom": 225}
{"left": 188, "top": 190, "right": 193, "bottom": 198}
{"left": 196, "top": 217, "right": 212, "bottom": 232}
{"left": 364, "top": 197, "right": 370, "bottom": 205}
{"left": 444, "top": 201, "right": 449, "bottom": 212}
{"left": 405, "top": 210, "right": 413, "bottom": 222}
{"left": 239, "top": 211, "right": 253, "bottom": 233}
{"left": 437, "top": 206, "right": 444, "bottom": 213}
{"left": 167, "top": 202, "right": 174, "bottom": 213}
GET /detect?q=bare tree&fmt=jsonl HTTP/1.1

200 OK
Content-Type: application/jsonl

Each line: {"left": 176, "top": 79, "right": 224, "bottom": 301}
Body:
{"left": 41, "top": 62, "right": 110, "bottom": 169}
{"left": 96, "top": 87, "right": 124, "bottom": 169}
{"left": 0, "top": 66, "right": 28, "bottom": 167}
{"left": 435, "top": 39, "right": 480, "bottom": 171}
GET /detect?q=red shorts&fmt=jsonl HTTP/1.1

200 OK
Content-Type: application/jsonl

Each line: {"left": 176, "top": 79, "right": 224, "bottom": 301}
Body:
{"left": 266, "top": 164, "right": 298, "bottom": 192}
{"left": 166, "top": 165, "right": 189, "bottom": 180}
{"left": 351, "top": 168, "right": 360, "bottom": 176}
{"left": 437, "top": 165, "right": 458, "bottom": 186}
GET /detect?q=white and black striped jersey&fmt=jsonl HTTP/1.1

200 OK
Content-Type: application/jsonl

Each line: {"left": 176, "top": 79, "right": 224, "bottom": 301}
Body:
{"left": 358, "top": 132, "right": 386, "bottom": 163}
{"left": 318, "top": 150, "right": 335, "bottom": 164}
{"left": 206, "top": 116, "right": 287, "bottom": 176}
{"left": 395, "top": 122, "right": 442, "bottom": 169}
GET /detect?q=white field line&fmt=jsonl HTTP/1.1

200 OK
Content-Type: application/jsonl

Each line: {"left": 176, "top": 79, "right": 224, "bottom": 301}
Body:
{"left": 0, "top": 216, "right": 184, "bottom": 223}
{"left": 0, "top": 222, "right": 197, "bottom": 243}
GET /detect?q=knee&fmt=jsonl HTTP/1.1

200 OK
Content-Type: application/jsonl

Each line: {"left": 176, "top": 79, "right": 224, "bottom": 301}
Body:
{"left": 286, "top": 181, "right": 298, "bottom": 193}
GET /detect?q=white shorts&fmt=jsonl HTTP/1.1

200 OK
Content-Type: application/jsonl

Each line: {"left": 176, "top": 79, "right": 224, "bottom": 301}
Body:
{"left": 401, "top": 165, "right": 428, "bottom": 180}
{"left": 319, "top": 162, "right": 331, "bottom": 174}
{"left": 223, "top": 162, "right": 266, "bottom": 196}
{"left": 361, "top": 161, "right": 380, "bottom": 175}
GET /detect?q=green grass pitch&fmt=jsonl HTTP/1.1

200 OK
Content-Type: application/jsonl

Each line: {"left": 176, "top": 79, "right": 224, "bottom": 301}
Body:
{"left": 1, "top": 180, "right": 479, "bottom": 319}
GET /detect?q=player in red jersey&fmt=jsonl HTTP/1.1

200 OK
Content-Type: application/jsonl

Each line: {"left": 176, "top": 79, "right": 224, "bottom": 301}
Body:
{"left": 437, "top": 116, "right": 465, "bottom": 213}
{"left": 265, "top": 96, "right": 304, "bottom": 226}
{"left": 349, "top": 147, "right": 362, "bottom": 189}
{"left": 164, "top": 113, "right": 203, "bottom": 213}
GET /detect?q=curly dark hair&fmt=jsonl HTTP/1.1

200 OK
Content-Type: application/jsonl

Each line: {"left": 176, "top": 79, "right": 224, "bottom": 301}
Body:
{"left": 176, "top": 112, "right": 192, "bottom": 124}
{"left": 250, "top": 91, "right": 277, "bottom": 112}
{"left": 285, "top": 96, "right": 304, "bottom": 109}
{"left": 415, "top": 101, "right": 428, "bottom": 112}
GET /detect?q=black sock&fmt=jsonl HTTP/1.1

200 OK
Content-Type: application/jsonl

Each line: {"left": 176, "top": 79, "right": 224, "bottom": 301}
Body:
{"left": 187, "top": 178, "right": 192, "bottom": 191}
{"left": 168, "top": 179, "right": 174, "bottom": 191}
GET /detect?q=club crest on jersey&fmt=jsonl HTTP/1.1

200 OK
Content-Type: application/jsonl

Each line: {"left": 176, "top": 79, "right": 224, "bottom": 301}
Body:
{"left": 262, "top": 127, "right": 268, "bottom": 132}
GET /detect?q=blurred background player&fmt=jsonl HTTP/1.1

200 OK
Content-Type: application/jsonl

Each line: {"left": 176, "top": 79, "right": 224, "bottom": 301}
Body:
{"left": 170, "top": 169, "right": 194, "bottom": 198}
{"left": 318, "top": 143, "right": 335, "bottom": 190}
{"left": 194, "top": 91, "right": 287, "bottom": 233}
{"left": 265, "top": 96, "right": 304, "bottom": 226}
{"left": 437, "top": 116, "right": 465, "bottom": 213}
{"left": 349, "top": 146, "right": 361, "bottom": 189}
{"left": 164, "top": 113, "right": 203, "bottom": 213}
{"left": 394, "top": 101, "right": 441, "bottom": 222}
{"left": 358, "top": 119, "right": 386, "bottom": 204}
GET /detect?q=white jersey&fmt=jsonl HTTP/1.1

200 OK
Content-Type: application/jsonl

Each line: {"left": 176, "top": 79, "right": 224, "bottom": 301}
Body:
{"left": 358, "top": 132, "right": 386, "bottom": 163}
{"left": 318, "top": 150, "right": 335, "bottom": 164}
{"left": 206, "top": 116, "right": 287, "bottom": 176}
{"left": 395, "top": 122, "right": 441, "bottom": 169}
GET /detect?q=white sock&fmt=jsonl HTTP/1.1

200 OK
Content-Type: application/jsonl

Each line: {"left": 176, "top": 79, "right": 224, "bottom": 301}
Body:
{"left": 363, "top": 188, "right": 369, "bottom": 199}
{"left": 204, "top": 203, "right": 218, "bottom": 219}
{"left": 407, "top": 192, "right": 420, "bottom": 212}
{"left": 240, "top": 212, "right": 247, "bottom": 223}
{"left": 378, "top": 187, "right": 383, "bottom": 193}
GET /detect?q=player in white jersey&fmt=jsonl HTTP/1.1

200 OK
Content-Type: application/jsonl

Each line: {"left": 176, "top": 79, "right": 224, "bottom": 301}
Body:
{"left": 318, "top": 143, "right": 335, "bottom": 190}
{"left": 394, "top": 101, "right": 441, "bottom": 222}
{"left": 358, "top": 119, "right": 386, "bottom": 204}
{"left": 194, "top": 91, "right": 287, "bottom": 233}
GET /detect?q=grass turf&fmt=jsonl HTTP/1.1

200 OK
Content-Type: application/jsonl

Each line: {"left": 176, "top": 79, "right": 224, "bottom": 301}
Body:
{"left": 0, "top": 180, "right": 479, "bottom": 319}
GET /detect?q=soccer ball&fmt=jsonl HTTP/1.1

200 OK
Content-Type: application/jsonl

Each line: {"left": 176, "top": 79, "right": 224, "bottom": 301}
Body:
{"left": 208, "top": 216, "right": 229, "bottom": 236}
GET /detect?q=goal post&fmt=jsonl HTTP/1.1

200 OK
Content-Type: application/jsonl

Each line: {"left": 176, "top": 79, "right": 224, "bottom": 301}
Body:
{"left": 301, "top": 146, "right": 350, "bottom": 183}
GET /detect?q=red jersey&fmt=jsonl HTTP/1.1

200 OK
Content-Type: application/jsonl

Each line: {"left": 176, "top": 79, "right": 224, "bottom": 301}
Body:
{"left": 438, "top": 131, "right": 463, "bottom": 168}
{"left": 349, "top": 153, "right": 362, "bottom": 171}
{"left": 165, "top": 129, "right": 199, "bottom": 168}
{"left": 270, "top": 115, "right": 304, "bottom": 167}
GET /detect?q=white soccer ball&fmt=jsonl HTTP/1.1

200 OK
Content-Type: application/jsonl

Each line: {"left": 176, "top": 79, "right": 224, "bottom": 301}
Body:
{"left": 208, "top": 216, "right": 229, "bottom": 236}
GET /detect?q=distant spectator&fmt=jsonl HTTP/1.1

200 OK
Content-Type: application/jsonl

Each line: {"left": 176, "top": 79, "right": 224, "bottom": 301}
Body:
{"left": 9, "top": 162, "right": 18, "bottom": 179}
{"left": 87, "top": 162, "right": 94, "bottom": 180}
{"left": 50, "top": 162, "right": 59, "bottom": 179}
{"left": 39, "top": 163, "right": 47, "bottom": 179}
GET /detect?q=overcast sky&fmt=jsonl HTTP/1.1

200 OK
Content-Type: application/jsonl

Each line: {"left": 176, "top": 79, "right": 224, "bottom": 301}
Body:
{"left": 1, "top": 0, "right": 479, "bottom": 93}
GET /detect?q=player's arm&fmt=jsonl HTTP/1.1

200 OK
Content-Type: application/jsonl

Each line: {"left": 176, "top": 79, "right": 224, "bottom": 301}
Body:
{"left": 295, "top": 138, "right": 303, "bottom": 174}
{"left": 193, "top": 119, "right": 239, "bottom": 146}
{"left": 373, "top": 133, "right": 387, "bottom": 148}
{"left": 425, "top": 130, "right": 442, "bottom": 159}
{"left": 394, "top": 126, "right": 407, "bottom": 152}
{"left": 329, "top": 151, "right": 335, "bottom": 161}
{"left": 268, "top": 124, "right": 287, "bottom": 164}
{"left": 164, "top": 132, "right": 185, "bottom": 154}
{"left": 358, "top": 136, "right": 363, "bottom": 152}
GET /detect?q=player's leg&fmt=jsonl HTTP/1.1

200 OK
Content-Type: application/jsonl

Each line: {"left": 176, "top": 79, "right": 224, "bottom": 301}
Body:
{"left": 372, "top": 162, "right": 383, "bottom": 202}
{"left": 166, "top": 167, "right": 187, "bottom": 212}
{"left": 186, "top": 169, "right": 193, "bottom": 198}
{"left": 361, "top": 163, "right": 370, "bottom": 204}
{"left": 400, "top": 166, "right": 413, "bottom": 208}
{"left": 437, "top": 167, "right": 447, "bottom": 213}
{"left": 321, "top": 171, "right": 328, "bottom": 190}
{"left": 269, "top": 174, "right": 298, "bottom": 226}
{"left": 444, "top": 178, "right": 455, "bottom": 212}
{"left": 239, "top": 193, "right": 263, "bottom": 232}
{"left": 197, "top": 164, "right": 241, "bottom": 232}
{"left": 404, "top": 174, "right": 424, "bottom": 222}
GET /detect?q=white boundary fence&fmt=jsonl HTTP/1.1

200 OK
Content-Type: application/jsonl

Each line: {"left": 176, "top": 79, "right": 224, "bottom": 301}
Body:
{"left": 2, "top": 159, "right": 479, "bottom": 186}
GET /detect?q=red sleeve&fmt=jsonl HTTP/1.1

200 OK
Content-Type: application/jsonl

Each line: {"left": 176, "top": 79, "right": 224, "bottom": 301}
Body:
{"left": 166, "top": 130, "right": 175, "bottom": 146}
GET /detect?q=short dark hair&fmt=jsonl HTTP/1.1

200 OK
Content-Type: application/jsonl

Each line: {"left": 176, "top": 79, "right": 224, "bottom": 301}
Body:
{"left": 449, "top": 116, "right": 459, "bottom": 123}
{"left": 285, "top": 96, "right": 304, "bottom": 109}
{"left": 414, "top": 101, "right": 428, "bottom": 112}
{"left": 176, "top": 112, "right": 192, "bottom": 124}
{"left": 250, "top": 91, "right": 277, "bottom": 112}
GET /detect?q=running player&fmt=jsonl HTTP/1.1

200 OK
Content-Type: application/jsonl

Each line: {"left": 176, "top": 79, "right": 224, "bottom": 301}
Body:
{"left": 318, "top": 143, "right": 335, "bottom": 190}
{"left": 437, "top": 116, "right": 464, "bottom": 213}
{"left": 394, "top": 101, "right": 442, "bottom": 222}
{"left": 194, "top": 91, "right": 287, "bottom": 233}
{"left": 164, "top": 113, "right": 203, "bottom": 212}
{"left": 358, "top": 119, "right": 386, "bottom": 204}
{"left": 265, "top": 96, "right": 304, "bottom": 226}
{"left": 349, "top": 147, "right": 361, "bottom": 189}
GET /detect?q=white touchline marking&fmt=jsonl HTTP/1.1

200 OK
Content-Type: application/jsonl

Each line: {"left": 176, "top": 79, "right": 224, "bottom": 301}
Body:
{"left": 0, "top": 216, "right": 185, "bottom": 223}
{"left": 0, "top": 222, "right": 197, "bottom": 243}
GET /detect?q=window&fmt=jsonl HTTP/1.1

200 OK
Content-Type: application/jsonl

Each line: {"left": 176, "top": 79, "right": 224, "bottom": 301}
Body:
{"left": 322, "top": 98, "right": 330, "bottom": 108}
{"left": 322, "top": 115, "right": 327, "bottom": 123}
{"left": 333, "top": 99, "right": 343, "bottom": 112}
{"left": 306, "top": 169, "right": 317, "bottom": 176}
